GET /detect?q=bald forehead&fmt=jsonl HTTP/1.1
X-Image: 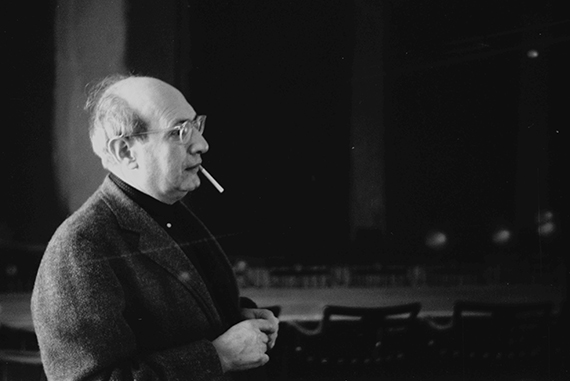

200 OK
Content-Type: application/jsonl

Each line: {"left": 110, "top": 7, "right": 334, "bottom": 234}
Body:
{"left": 102, "top": 77, "right": 198, "bottom": 131}
{"left": 108, "top": 77, "right": 172, "bottom": 107}
{"left": 110, "top": 76, "right": 168, "bottom": 93}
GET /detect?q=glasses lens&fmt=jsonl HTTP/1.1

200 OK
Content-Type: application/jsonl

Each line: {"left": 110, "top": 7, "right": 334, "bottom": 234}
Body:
{"left": 177, "top": 116, "right": 206, "bottom": 144}
{"left": 195, "top": 115, "right": 206, "bottom": 134}
{"left": 178, "top": 123, "right": 191, "bottom": 144}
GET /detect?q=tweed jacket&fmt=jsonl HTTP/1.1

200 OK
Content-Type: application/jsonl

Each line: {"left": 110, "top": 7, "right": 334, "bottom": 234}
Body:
{"left": 32, "top": 176, "right": 251, "bottom": 381}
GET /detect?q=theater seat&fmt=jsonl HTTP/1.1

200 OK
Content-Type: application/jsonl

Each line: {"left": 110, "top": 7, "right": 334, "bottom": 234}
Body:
{"left": 425, "top": 300, "right": 553, "bottom": 380}
{"left": 285, "top": 303, "right": 422, "bottom": 380}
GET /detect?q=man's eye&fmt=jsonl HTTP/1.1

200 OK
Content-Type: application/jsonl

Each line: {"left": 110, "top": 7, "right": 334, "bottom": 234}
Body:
{"left": 179, "top": 126, "right": 191, "bottom": 139}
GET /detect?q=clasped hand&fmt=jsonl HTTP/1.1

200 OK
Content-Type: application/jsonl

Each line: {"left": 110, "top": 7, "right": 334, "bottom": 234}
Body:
{"left": 240, "top": 308, "right": 279, "bottom": 350}
{"left": 213, "top": 308, "right": 279, "bottom": 373}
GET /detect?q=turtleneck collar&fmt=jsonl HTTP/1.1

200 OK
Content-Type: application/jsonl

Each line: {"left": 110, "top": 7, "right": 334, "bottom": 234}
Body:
{"left": 109, "top": 173, "right": 177, "bottom": 224}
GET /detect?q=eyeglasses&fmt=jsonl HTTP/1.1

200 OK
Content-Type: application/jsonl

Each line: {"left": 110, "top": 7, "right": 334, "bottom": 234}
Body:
{"left": 126, "top": 115, "right": 207, "bottom": 144}
{"left": 109, "top": 115, "right": 207, "bottom": 149}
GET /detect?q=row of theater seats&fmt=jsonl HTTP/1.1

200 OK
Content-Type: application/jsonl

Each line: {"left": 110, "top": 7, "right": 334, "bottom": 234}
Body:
{"left": 1, "top": 301, "right": 566, "bottom": 380}
{"left": 265, "top": 301, "right": 568, "bottom": 381}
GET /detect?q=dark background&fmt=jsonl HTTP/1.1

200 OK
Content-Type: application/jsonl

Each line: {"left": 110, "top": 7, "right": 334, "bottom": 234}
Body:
{"left": 4, "top": 1, "right": 59, "bottom": 244}
{"left": 3, "top": 0, "right": 567, "bottom": 268}
{"left": 183, "top": 1, "right": 355, "bottom": 264}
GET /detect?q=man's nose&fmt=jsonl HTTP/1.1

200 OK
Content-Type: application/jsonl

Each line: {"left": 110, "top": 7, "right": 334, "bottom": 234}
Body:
{"left": 189, "top": 130, "right": 209, "bottom": 154}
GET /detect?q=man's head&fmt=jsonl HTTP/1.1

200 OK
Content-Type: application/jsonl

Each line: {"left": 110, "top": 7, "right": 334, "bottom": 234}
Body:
{"left": 86, "top": 75, "right": 209, "bottom": 204}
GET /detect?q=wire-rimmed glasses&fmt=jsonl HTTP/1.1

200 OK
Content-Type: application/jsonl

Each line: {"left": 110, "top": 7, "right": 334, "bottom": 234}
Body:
{"left": 108, "top": 115, "right": 207, "bottom": 149}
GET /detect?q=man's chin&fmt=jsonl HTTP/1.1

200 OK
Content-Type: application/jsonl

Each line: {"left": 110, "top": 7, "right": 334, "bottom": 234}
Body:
{"left": 183, "top": 177, "right": 201, "bottom": 192}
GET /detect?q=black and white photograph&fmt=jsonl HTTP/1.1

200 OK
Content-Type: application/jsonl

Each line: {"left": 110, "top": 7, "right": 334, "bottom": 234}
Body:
{"left": 2, "top": 1, "right": 568, "bottom": 380}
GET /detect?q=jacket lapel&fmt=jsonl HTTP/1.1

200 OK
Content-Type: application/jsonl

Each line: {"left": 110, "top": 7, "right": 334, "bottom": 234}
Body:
{"left": 97, "top": 176, "right": 222, "bottom": 326}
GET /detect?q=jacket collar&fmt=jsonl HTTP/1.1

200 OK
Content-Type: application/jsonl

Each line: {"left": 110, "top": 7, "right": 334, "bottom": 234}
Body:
{"left": 97, "top": 175, "right": 222, "bottom": 326}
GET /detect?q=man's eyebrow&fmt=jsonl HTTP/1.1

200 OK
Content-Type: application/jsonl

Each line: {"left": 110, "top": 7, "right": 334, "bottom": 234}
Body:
{"left": 172, "top": 118, "right": 190, "bottom": 127}
{"left": 172, "top": 115, "right": 197, "bottom": 126}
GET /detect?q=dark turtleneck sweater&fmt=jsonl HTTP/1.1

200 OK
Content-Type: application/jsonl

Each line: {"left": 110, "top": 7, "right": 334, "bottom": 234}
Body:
{"left": 108, "top": 173, "right": 238, "bottom": 328}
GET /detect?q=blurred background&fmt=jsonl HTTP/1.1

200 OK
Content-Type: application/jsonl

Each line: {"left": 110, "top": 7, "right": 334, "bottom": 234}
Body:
{"left": 3, "top": 0, "right": 566, "bottom": 282}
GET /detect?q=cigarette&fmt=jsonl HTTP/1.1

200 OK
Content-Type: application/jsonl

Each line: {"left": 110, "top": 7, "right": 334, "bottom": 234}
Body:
{"left": 199, "top": 166, "right": 224, "bottom": 193}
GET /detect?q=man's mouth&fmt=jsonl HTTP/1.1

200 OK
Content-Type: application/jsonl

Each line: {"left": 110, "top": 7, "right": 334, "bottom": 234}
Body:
{"left": 185, "top": 163, "right": 201, "bottom": 172}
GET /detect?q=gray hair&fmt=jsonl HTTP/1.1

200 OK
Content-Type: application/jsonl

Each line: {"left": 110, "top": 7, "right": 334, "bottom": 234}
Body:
{"left": 84, "top": 74, "right": 148, "bottom": 169}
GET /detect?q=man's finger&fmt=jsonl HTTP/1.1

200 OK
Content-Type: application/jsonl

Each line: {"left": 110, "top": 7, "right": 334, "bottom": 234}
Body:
{"left": 251, "top": 318, "right": 276, "bottom": 332}
{"left": 249, "top": 308, "right": 280, "bottom": 326}
{"left": 259, "top": 332, "right": 269, "bottom": 344}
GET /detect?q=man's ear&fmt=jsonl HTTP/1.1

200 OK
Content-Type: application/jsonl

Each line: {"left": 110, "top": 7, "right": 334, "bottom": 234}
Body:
{"left": 108, "top": 138, "right": 138, "bottom": 169}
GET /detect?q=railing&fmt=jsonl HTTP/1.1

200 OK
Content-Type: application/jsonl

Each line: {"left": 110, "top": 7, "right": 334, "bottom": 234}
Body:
{"left": 234, "top": 261, "right": 565, "bottom": 289}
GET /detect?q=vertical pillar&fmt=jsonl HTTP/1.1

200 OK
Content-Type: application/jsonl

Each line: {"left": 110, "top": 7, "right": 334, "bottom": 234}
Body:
{"left": 53, "top": 0, "right": 127, "bottom": 212}
{"left": 349, "top": 0, "right": 386, "bottom": 241}
{"left": 514, "top": 41, "right": 550, "bottom": 252}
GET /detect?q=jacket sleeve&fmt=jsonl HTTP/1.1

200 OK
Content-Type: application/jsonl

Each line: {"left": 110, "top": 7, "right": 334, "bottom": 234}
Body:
{"left": 31, "top": 228, "right": 228, "bottom": 381}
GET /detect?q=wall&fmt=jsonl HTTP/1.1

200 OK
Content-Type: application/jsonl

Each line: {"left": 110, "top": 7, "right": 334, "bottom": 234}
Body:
{"left": 3, "top": 1, "right": 61, "bottom": 244}
{"left": 54, "top": 0, "right": 127, "bottom": 213}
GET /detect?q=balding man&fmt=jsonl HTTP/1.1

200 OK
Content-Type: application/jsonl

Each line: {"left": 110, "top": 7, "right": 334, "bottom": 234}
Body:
{"left": 31, "top": 75, "right": 278, "bottom": 381}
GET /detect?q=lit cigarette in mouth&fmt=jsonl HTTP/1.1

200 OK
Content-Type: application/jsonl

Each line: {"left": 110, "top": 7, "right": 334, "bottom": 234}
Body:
{"left": 199, "top": 166, "right": 224, "bottom": 193}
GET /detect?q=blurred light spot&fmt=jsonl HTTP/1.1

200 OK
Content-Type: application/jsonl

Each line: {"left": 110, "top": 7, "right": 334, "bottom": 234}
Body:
{"left": 426, "top": 231, "right": 447, "bottom": 250}
{"left": 538, "top": 221, "right": 556, "bottom": 237}
{"left": 537, "top": 210, "right": 553, "bottom": 224}
{"left": 536, "top": 210, "right": 556, "bottom": 237}
{"left": 234, "top": 260, "right": 248, "bottom": 273}
{"left": 178, "top": 271, "right": 191, "bottom": 282}
{"left": 527, "top": 49, "right": 539, "bottom": 58}
{"left": 492, "top": 229, "right": 511, "bottom": 245}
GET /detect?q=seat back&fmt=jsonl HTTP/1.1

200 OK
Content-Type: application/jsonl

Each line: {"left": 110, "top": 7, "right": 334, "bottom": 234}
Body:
{"left": 320, "top": 303, "right": 422, "bottom": 360}
{"left": 288, "top": 302, "right": 422, "bottom": 380}
{"left": 452, "top": 300, "right": 553, "bottom": 352}
{"left": 446, "top": 300, "right": 554, "bottom": 378}
{"left": 321, "top": 303, "right": 421, "bottom": 332}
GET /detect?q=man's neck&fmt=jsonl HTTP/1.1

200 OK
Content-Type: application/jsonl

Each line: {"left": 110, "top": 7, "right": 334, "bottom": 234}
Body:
{"left": 109, "top": 170, "right": 177, "bottom": 205}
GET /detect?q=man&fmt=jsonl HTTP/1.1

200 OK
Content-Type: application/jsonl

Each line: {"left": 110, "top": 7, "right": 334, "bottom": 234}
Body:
{"left": 31, "top": 75, "right": 279, "bottom": 380}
